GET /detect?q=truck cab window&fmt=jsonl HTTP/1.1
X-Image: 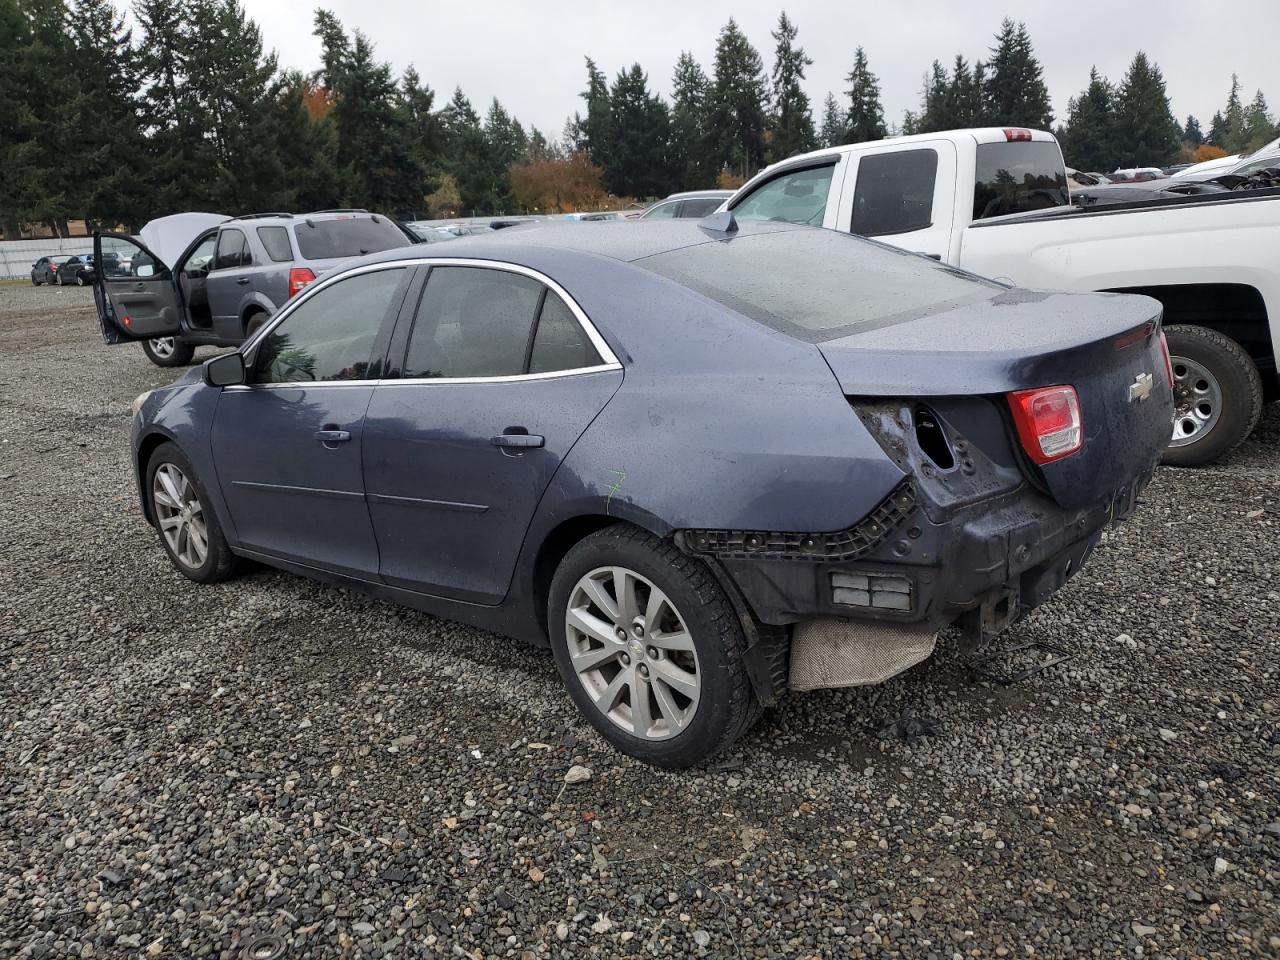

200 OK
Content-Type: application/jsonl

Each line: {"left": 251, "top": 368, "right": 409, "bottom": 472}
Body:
{"left": 851, "top": 149, "right": 938, "bottom": 237}
{"left": 972, "top": 141, "right": 1070, "bottom": 221}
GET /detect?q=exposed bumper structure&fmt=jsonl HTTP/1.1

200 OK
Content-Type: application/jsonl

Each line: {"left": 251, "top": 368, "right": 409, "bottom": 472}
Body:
{"left": 788, "top": 619, "right": 937, "bottom": 691}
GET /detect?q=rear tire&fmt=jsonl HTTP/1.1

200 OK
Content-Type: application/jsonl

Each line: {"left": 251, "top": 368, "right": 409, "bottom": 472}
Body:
{"left": 244, "top": 311, "right": 269, "bottom": 339}
{"left": 1162, "top": 324, "right": 1262, "bottom": 467}
{"left": 32, "top": 276, "right": 41, "bottom": 286}
{"left": 145, "top": 441, "right": 238, "bottom": 584}
{"left": 142, "top": 337, "right": 195, "bottom": 367}
{"left": 548, "top": 524, "right": 760, "bottom": 768}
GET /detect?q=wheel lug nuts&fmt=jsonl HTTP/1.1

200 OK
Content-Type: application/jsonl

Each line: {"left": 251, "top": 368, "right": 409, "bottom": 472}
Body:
{"left": 647, "top": 646, "right": 659, "bottom": 659}
{"left": 637, "top": 664, "right": 649, "bottom": 678}
{"left": 620, "top": 653, "right": 630, "bottom": 665}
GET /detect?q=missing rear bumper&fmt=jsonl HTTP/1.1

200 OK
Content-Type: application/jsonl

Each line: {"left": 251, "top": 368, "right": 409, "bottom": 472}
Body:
{"left": 788, "top": 618, "right": 938, "bottom": 691}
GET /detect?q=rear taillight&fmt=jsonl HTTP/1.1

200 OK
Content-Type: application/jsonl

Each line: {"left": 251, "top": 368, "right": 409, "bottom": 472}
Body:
{"left": 1159, "top": 331, "right": 1174, "bottom": 387}
{"left": 288, "top": 267, "right": 316, "bottom": 298}
{"left": 1007, "top": 385, "right": 1082, "bottom": 465}
{"left": 1003, "top": 127, "right": 1033, "bottom": 142}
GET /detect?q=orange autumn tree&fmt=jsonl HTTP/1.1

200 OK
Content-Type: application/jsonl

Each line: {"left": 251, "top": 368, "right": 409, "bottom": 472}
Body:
{"left": 509, "top": 152, "right": 610, "bottom": 213}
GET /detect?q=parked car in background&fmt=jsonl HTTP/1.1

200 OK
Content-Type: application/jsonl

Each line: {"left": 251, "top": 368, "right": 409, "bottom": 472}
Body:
{"left": 93, "top": 209, "right": 414, "bottom": 367}
{"left": 405, "top": 222, "right": 462, "bottom": 243}
{"left": 560, "top": 212, "right": 626, "bottom": 222}
{"left": 1172, "top": 135, "right": 1280, "bottom": 180}
{"left": 116, "top": 219, "right": 1169, "bottom": 766}
{"left": 637, "top": 191, "right": 735, "bottom": 220}
{"left": 1065, "top": 168, "right": 1110, "bottom": 187}
{"left": 724, "top": 126, "right": 1280, "bottom": 466}
{"left": 30, "top": 255, "right": 72, "bottom": 285}
{"left": 1109, "top": 167, "right": 1166, "bottom": 182}
{"left": 56, "top": 254, "right": 96, "bottom": 285}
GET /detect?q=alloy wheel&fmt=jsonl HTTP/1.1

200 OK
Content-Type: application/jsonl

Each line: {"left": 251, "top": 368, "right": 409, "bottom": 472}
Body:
{"left": 152, "top": 463, "right": 208, "bottom": 570}
{"left": 565, "top": 566, "right": 701, "bottom": 740}
{"left": 1169, "top": 355, "right": 1223, "bottom": 447}
{"left": 150, "top": 337, "right": 177, "bottom": 360}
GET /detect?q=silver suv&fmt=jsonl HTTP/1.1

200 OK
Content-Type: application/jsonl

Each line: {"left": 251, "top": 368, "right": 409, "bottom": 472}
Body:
{"left": 94, "top": 210, "right": 414, "bottom": 366}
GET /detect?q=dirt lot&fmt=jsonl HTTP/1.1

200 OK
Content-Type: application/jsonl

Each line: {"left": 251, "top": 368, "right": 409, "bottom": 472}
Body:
{"left": 1, "top": 284, "right": 1278, "bottom": 959}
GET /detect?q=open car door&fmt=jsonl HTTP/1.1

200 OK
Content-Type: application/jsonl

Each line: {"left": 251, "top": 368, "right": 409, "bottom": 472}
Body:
{"left": 93, "top": 232, "right": 182, "bottom": 344}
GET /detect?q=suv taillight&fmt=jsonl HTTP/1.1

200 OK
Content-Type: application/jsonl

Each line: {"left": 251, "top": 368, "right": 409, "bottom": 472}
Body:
{"left": 1159, "top": 331, "right": 1174, "bottom": 387}
{"left": 288, "top": 267, "right": 316, "bottom": 298}
{"left": 1007, "top": 385, "right": 1082, "bottom": 465}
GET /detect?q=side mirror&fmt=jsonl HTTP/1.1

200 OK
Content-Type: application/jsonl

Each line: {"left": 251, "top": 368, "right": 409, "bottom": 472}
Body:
{"left": 203, "top": 351, "right": 246, "bottom": 387}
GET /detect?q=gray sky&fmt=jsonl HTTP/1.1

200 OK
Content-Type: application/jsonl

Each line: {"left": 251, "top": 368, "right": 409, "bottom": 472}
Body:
{"left": 242, "top": 0, "right": 1279, "bottom": 137}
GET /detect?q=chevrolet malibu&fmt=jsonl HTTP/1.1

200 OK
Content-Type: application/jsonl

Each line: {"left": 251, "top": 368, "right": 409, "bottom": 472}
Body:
{"left": 99, "top": 219, "right": 1173, "bottom": 768}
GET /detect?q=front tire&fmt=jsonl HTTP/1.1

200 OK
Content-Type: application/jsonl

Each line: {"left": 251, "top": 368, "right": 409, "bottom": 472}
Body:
{"left": 146, "top": 442, "right": 238, "bottom": 584}
{"left": 76, "top": 272, "right": 86, "bottom": 286}
{"left": 142, "top": 337, "right": 195, "bottom": 367}
{"left": 548, "top": 524, "right": 759, "bottom": 768}
{"left": 32, "top": 275, "right": 41, "bottom": 286}
{"left": 1163, "top": 325, "right": 1262, "bottom": 467}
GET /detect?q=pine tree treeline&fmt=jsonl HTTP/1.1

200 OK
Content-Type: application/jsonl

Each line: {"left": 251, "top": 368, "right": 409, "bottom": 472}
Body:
{"left": 2, "top": 2, "right": 1276, "bottom": 237}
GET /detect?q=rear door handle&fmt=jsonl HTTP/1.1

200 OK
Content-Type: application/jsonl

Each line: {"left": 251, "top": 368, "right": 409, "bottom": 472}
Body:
{"left": 236, "top": 277, "right": 251, "bottom": 285}
{"left": 314, "top": 429, "right": 351, "bottom": 444}
{"left": 491, "top": 433, "right": 544, "bottom": 449}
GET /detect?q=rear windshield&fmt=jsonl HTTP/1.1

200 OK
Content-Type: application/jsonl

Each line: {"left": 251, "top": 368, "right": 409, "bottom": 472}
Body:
{"left": 638, "top": 229, "right": 1000, "bottom": 343}
{"left": 973, "top": 141, "right": 1070, "bottom": 221}
{"left": 293, "top": 216, "right": 407, "bottom": 260}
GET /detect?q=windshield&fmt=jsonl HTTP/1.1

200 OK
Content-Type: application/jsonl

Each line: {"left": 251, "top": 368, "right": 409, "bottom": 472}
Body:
{"left": 293, "top": 216, "right": 408, "bottom": 260}
{"left": 973, "top": 141, "right": 1070, "bottom": 221}
{"left": 639, "top": 228, "right": 1000, "bottom": 343}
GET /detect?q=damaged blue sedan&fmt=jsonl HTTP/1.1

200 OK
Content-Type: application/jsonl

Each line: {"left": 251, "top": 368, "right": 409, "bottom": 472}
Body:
{"left": 100, "top": 218, "right": 1173, "bottom": 767}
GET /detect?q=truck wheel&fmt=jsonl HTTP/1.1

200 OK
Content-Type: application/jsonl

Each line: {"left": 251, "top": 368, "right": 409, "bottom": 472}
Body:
{"left": 1163, "top": 324, "right": 1262, "bottom": 467}
{"left": 142, "top": 337, "right": 196, "bottom": 368}
{"left": 548, "top": 524, "right": 761, "bottom": 768}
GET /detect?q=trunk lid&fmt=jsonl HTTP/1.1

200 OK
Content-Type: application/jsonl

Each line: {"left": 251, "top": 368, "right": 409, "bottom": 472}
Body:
{"left": 821, "top": 288, "right": 1172, "bottom": 510}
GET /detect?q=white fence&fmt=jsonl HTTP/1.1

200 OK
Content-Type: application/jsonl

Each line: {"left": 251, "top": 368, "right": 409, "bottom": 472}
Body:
{"left": 0, "top": 237, "right": 95, "bottom": 280}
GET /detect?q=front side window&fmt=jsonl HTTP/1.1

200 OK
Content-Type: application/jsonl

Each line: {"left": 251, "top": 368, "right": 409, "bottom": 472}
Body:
{"left": 851, "top": 149, "right": 938, "bottom": 237}
{"left": 214, "top": 228, "right": 249, "bottom": 270}
{"left": 731, "top": 164, "right": 834, "bottom": 225}
{"left": 256, "top": 225, "right": 293, "bottom": 262}
{"left": 641, "top": 200, "right": 680, "bottom": 220}
{"left": 251, "top": 268, "right": 404, "bottom": 384}
{"left": 680, "top": 197, "right": 724, "bottom": 218}
{"left": 403, "top": 267, "right": 542, "bottom": 379}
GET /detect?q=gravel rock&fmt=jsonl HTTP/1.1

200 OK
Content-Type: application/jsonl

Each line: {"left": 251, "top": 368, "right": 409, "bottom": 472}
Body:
{"left": 1, "top": 289, "right": 1278, "bottom": 958}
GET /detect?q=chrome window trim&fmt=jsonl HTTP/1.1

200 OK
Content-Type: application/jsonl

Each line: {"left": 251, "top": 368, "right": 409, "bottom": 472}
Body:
{"left": 230, "top": 256, "right": 623, "bottom": 391}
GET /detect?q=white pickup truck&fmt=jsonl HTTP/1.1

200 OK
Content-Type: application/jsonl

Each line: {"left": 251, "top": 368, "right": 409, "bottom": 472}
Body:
{"left": 724, "top": 128, "right": 1280, "bottom": 465}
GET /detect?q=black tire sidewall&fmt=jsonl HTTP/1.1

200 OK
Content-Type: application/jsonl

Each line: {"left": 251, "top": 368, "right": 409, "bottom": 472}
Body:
{"left": 245, "top": 312, "right": 268, "bottom": 338}
{"left": 548, "top": 527, "right": 749, "bottom": 768}
{"left": 1163, "top": 325, "right": 1263, "bottom": 467}
{"left": 145, "top": 441, "right": 231, "bottom": 584}
{"left": 142, "top": 338, "right": 196, "bottom": 367}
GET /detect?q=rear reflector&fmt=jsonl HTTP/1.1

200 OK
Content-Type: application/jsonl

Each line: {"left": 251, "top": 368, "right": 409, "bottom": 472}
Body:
{"left": 1007, "top": 385, "right": 1082, "bottom": 465}
{"left": 288, "top": 267, "right": 316, "bottom": 298}
{"left": 1159, "top": 331, "right": 1174, "bottom": 387}
{"left": 1003, "top": 127, "right": 1033, "bottom": 142}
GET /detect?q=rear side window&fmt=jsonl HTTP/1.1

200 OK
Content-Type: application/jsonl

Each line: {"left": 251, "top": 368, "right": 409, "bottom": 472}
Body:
{"left": 251, "top": 269, "right": 405, "bottom": 384}
{"left": 214, "top": 229, "right": 249, "bottom": 269}
{"left": 256, "top": 225, "right": 293, "bottom": 262}
{"left": 528, "top": 292, "right": 603, "bottom": 373}
{"left": 973, "top": 141, "right": 1070, "bottom": 221}
{"left": 403, "top": 267, "right": 542, "bottom": 378}
{"left": 731, "top": 164, "right": 834, "bottom": 226}
{"left": 641, "top": 200, "right": 680, "bottom": 220}
{"left": 639, "top": 229, "right": 999, "bottom": 343}
{"left": 852, "top": 149, "right": 938, "bottom": 237}
{"left": 293, "top": 217, "right": 407, "bottom": 260}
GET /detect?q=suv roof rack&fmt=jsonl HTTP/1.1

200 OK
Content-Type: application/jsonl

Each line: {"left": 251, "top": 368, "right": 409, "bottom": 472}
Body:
{"left": 228, "top": 212, "right": 294, "bottom": 221}
{"left": 311, "top": 208, "right": 370, "bottom": 214}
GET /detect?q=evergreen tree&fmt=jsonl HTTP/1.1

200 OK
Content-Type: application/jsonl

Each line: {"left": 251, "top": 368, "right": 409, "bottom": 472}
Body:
{"left": 1222, "top": 74, "right": 1246, "bottom": 152}
{"left": 918, "top": 60, "right": 951, "bottom": 132}
{"left": 842, "top": 46, "right": 885, "bottom": 144}
{"left": 0, "top": 0, "right": 40, "bottom": 237}
{"left": 1182, "top": 115, "right": 1203, "bottom": 147}
{"left": 708, "top": 18, "right": 769, "bottom": 179}
{"left": 943, "top": 55, "right": 979, "bottom": 128}
{"left": 22, "top": 0, "right": 82, "bottom": 230}
{"left": 399, "top": 66, "right": 443, "bottom": 184}
{"left": 1058, "top": 68, "right": 1117, "bottom": 172}
{"left": 574, "top": 58, "right": 612, "bottom": 168}
{"left": 1112, "top": 52, "right": 1180, "bottom": 167}
{"left": 670, "top": 52, "right": 714, "bottom": 188}
{"left": 482, "top": 98, "right": 524, "bottom": 211}
{"left": 438, "top": 87, "right": 489, "bottom": 213}
{"left": 982, "top": 19, "right": 1053, "bottom": 127}
{"left": 313, "top": 11, "right": 423, "bottom": 214}
{"left": 1207, "top": 110, "right": 1227, "bottom": 147}
{"left": 819, "top": 92, "right": 845, "bottom": 147}
{"left": 1242, "top": 90, "right": 1276, "bottom": 151}
{"left": 605, "top": 65, "right": 672, "bottom": 198}
{"left": 270, "top": 71, "right": 346, "bottom": 211}
{"left": 900, "top": 109, "right": 921, "bottom": 136}
{"left": 767, "top": 12, "right": 815, "bottom": 162}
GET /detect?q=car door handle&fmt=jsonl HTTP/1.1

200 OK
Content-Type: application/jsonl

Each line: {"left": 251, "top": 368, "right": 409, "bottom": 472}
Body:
{"left": 491, "top": 433, "right": 544, "bottom": 449}
{"left": 314, "top": 429, "right": 351, "bottom": 444}
{"left": 236, "top": 277, "right": 251, "bottom": 285}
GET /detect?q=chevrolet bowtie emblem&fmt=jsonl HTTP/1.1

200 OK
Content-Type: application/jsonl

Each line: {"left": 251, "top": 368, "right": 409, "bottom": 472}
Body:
{"left": 1129, "top": 372, "right": 1154, "bottom": 402}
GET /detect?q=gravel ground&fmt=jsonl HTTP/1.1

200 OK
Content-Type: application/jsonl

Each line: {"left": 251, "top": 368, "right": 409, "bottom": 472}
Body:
{"left": 2, "top": 283, "right": 1278, "bottom": 959}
